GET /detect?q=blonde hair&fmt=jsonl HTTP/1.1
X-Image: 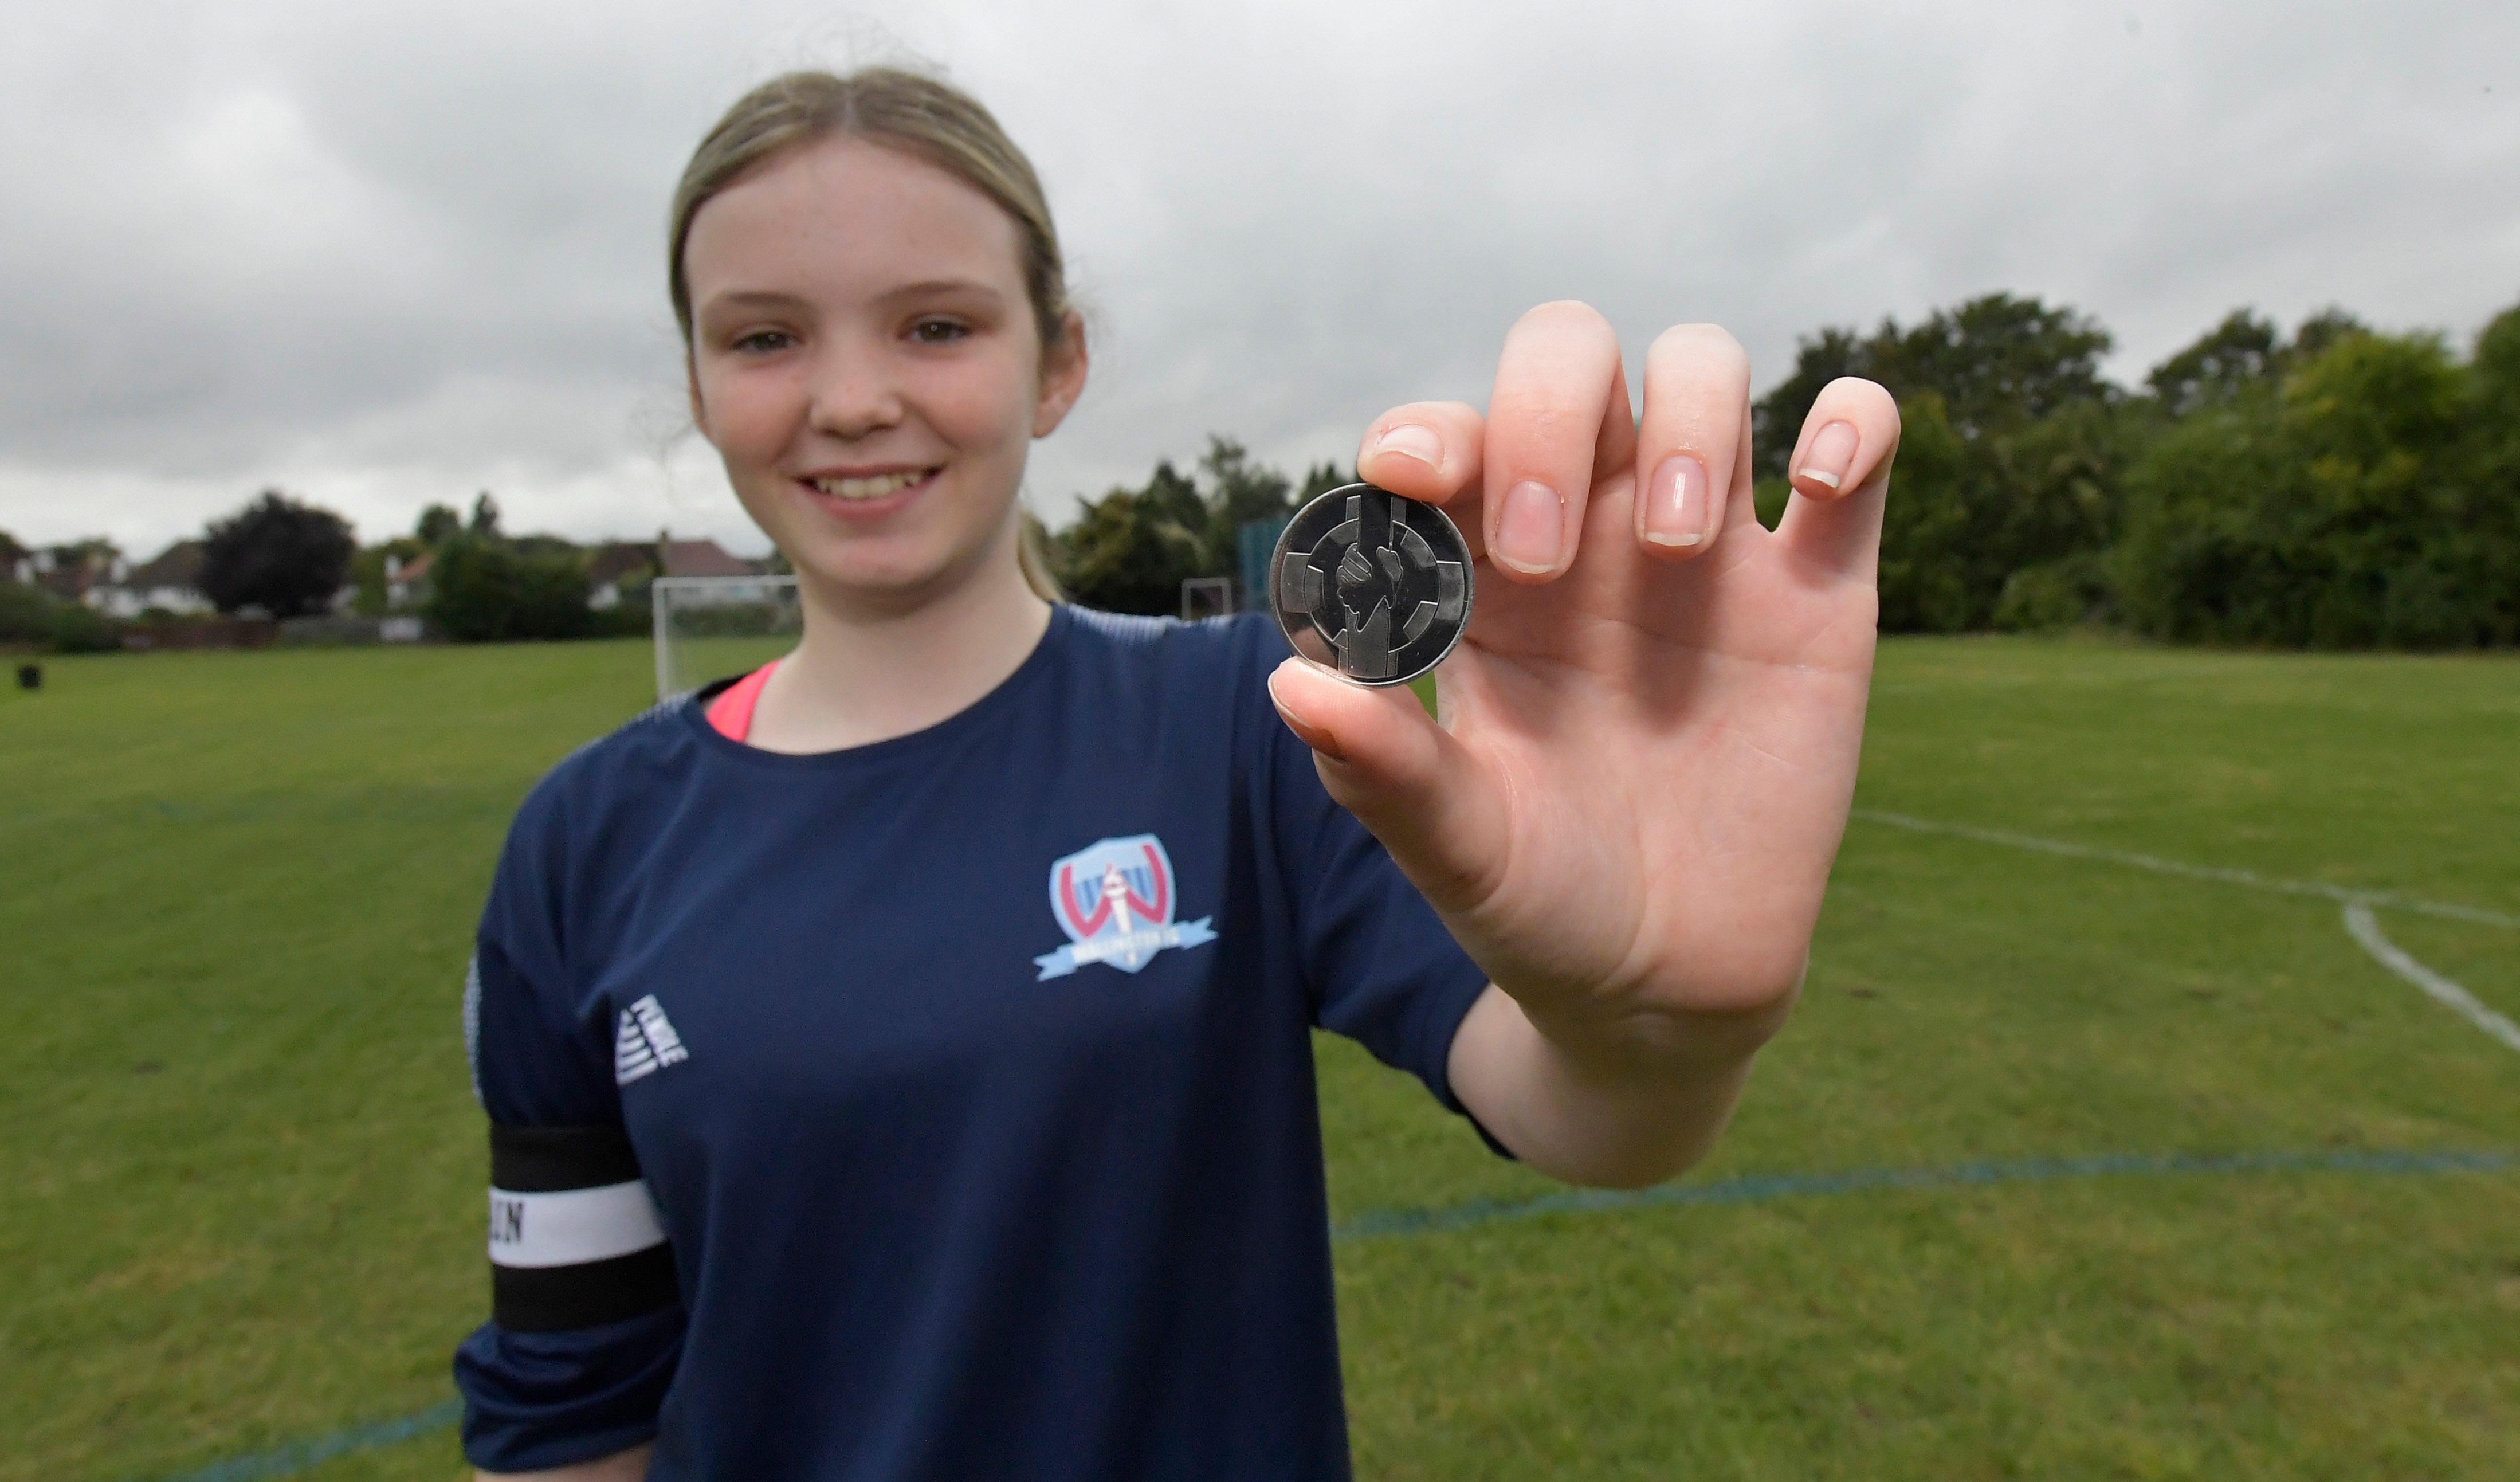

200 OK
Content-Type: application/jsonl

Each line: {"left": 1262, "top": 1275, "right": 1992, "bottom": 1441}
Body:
{"left": 670, "top": 66, "right": 1070, "bottom": 600}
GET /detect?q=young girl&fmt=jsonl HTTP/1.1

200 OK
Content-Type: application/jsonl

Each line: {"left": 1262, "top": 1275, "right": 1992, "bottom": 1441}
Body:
{"left": 456, "top": 66, "right": 1898, "bottom": 1481}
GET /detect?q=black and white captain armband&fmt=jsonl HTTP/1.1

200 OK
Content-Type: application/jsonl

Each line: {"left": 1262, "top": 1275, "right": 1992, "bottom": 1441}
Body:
{"left": 486, "top": 1122, "right": 678, "bottom": 1332}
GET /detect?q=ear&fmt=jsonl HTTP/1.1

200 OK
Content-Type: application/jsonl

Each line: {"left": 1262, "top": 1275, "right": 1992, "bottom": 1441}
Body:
{"left": 1031, "top": 311, "right": 1090, "bottom": 438}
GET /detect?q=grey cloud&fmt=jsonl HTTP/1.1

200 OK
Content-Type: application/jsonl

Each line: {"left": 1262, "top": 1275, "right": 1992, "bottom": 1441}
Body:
{"left": 2, "top": 0, "right": 2515, "bottom": 556}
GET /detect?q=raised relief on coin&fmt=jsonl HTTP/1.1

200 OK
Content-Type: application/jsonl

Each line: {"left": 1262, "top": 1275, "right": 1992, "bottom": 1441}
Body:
{"left": 1270, "top": 483, "right": 1471, "bottom": 686}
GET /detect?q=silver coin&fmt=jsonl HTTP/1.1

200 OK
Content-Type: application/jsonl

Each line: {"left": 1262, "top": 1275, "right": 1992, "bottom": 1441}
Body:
{"left": 1270, "top": 483, "right": 1473, "bottom": 686}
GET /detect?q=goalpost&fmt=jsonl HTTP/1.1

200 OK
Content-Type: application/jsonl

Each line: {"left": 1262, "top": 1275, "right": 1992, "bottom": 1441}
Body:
{"left": 650, "top": 575, "right": 802, "bottom": 701}
{"left": 1180, "top": 576, "right": 1236, "bottom": 621}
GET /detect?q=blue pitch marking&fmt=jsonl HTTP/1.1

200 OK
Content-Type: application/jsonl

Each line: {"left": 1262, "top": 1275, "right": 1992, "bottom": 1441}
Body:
{"left": 138, "top": 1401, "right": 461, "bottom": 1482}
{"left": 1328, "top": 1146, "right": 2514, "bottom": 1240}
{"left": 134, "top": 1147, "right": 2514, "bottom": 1482}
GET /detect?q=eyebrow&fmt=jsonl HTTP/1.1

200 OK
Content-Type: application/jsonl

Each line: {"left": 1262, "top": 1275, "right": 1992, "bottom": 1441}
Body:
{"left": 694, "top": 290, "right": 811, "bottom": 321}
{"left": 698, "top": 279, "right": 1007, "bottom": 314}
{"left": 879, "top": 278, "right": 1004, "bottom": 301}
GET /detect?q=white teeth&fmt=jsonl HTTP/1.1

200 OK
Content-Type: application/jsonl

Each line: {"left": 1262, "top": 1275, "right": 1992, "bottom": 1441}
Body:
{"left": 811, "top": 470, "right": 927, "bottom": 500}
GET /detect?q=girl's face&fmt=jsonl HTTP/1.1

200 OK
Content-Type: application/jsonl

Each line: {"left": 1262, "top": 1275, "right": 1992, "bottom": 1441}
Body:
{"left": 682, "top": 137, "right": 1085, "bottom": 606}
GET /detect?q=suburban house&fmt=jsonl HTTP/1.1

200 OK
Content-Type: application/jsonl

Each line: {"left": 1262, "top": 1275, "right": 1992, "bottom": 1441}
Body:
{"left": 590, "top": 535, "right": 771, "bottom": 609}
{"left": 384, "top": 550, "right": 435, "bottom": 610}
{"left": 659, "top": 538, "right": 783, "bottom": 607}
{"left": 19, "top": 545, "right": 121, "bottom": 606}
{"left": 664, "top": 538, "right": 761, "bottom": 580}
{"left": 96, "top": 541, "right": 214, "bottom": 618}
{"left": 586, "top": 541, "right": 662, "bottom": 611}
{"left": 385, "top": 534, "right": 767, "bottom": 614}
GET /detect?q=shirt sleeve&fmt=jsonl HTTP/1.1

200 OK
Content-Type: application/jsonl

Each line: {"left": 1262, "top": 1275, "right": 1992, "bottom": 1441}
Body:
{"left": 453, "top": 775, "right": 686, "bottom": 1472}
{"left": 1247, "top": 625, "right": 1494, "bottom": 1118}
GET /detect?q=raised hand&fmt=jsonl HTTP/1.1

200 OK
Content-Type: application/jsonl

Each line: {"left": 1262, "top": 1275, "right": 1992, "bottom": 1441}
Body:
{"left": 1266, "top": 302, "right": 1899, "bottom": 1183}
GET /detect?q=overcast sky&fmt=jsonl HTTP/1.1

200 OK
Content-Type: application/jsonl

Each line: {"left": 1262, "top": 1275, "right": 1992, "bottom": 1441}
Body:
{"left": 4, "top": 0, "right": 2515, "bottom": 559}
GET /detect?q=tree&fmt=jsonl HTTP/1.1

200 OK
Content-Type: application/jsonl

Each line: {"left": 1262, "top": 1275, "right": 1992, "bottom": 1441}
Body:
{"left": 2145, "top": 309, "right": 2283, "bottom": 416}
{"left": 1194, "top": 437, "right": 1295, "bottom": 578}
{"left": 1053, "top": 439, "right": 1343, "bottom": 615}
{"left": 1752, "top": 296, "right": 2113, "bottom": 477}
{"left": 1749, "top": 294, "right": 2129, "bottom": 632}
{"left": 2472, "top": 302, "right": 2520, "bottom": 425}
{"left": 2142, "top": 307, "right": 2377, "bottom": 420}
{"left": 1865, "top": 390, "right": 2132, "bottom": 634}
{"left": 48, "top": 536, "right": 121, "bottom": 571}
{"left": 1, "top": 577, "right": 119, "bottom": 653}
{"left": 348, "top": 536, "right": 427, "bottom": 615}
{"left": 415, "top": 504, "right": 462, "bottom": 546}
{"left": 1055, "top": 460, "right": 1207, "bottom": 615}
{"left": 468, "top": 492, "right": 503, "bottom": 538}
{"left": 2115, "top": 328, "right": 2494, "bottom": 648}
{"left": 0, "top": 577, "right": 54, "bottom": 643}
{"left": 1751, "top": 327, "right": 1870, "bottom": 480}
{"left": 1869, "top": 293, "right": 2116, "bottom": 437}
{"left": 2288, "top": 306, "right": 2369, "bottom": 363}
{"left": 2462, "top": 302, "right": 2520, "bottom": 644}
{"left": 199, "top": 491, "right": 356, "bottom": 619}
{"left": 1294, "top": 460, "right": 1351, "bottom": 503}
{"left": 425, "top": 534, "right": 596, "bottom": 642}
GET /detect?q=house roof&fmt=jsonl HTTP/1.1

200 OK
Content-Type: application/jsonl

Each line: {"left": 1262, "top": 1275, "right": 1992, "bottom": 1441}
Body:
{"left": 30, "top": 547, "right": 115, "bottom": 599}
{"left": 586, "top": 541, "right": 661, "bottom": 586}
{"left": 661, "top": 539, "right": 758, "bottom": 578}
{"left": 125, "top": 539, "right": 206, "bottom": 590}
{"left": 32, "top": 566, "right": 88, "bottom": 599}
{"left": 392, "top": 550, "right": 435, "bottom": 586}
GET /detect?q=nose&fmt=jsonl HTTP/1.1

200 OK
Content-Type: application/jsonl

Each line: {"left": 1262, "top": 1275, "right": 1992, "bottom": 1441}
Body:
{"left": 805, "top": 337, "right": 905, "bottom": 441}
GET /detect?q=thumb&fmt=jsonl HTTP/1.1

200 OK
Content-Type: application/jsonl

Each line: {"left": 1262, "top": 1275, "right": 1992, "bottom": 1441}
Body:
{"left": 1267, "top": 658, "right": 1508, "bottom": 912}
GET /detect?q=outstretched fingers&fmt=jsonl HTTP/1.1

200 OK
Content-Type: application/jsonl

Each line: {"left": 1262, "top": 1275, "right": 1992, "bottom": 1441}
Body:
{"left": 1775, "top": 377, "right": 1901, "bottom": 577}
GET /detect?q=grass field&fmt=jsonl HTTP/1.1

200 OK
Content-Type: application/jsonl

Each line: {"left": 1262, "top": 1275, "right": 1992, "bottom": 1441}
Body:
{"left": 3, "top": 634, "right": 2514, "bottom": 1480}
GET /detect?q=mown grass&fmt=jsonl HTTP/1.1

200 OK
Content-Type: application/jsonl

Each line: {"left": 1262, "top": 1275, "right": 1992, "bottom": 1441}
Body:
{"left": 2, "top": 634, "right": 2513, "bottom": 1481}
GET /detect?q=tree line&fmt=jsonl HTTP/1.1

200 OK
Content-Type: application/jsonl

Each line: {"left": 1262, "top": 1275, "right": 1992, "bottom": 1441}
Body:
{"left": 1063, "top": 292, "right": 2519, "bottom": 651}
{"left": 1749, "top": 292, "right": 2520, "bottom": 647}
{"left": 1, "top": 491, "right": 656, "bottom": 650}
{"left": 13, "top": 292, "right": 2514, "bottom": 654}
{"left": 375, "top": 495, "right": 651, "bottom": 642}
{"left": 1047, "top": 438, "right": 1352, "bottom": 616}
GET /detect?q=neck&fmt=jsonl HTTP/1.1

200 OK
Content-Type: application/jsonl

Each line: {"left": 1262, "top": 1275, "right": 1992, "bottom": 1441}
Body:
{"left": 748, "top": 531, "right": 1053, "bottom": 754}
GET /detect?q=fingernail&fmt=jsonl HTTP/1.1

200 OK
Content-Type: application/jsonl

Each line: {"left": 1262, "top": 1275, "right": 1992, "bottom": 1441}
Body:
{"left": 1371, "top": 423, "right": 1442, "bottom": 468}
{"left": 1796, "top": 421, "right": 1858, "bottom": 491}
{"left": 1494, "top": 480, "right": 1564, "bottom": 573}
{"left": 1643, "top": 454, "right": 1709, "bottom": 547}
{"left": 1267, "top": 665, "right": 1344, "bottom": 760}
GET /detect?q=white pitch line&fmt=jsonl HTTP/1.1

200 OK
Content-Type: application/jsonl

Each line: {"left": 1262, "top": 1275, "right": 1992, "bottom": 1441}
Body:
{"left": 2341, "top": 903, "right": 2520, "bottom": 1054}
{"left": 1846, "top": 807, "right": 2519, "bottom": 1053}
{"left": 1852, "top": 809, "right": 2520, "bottom": 931}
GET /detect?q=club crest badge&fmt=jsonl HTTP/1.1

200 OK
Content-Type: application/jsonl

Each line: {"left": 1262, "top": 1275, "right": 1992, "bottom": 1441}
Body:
{"left": 1034, "top": 834, "right": 1216, "bottom": 980}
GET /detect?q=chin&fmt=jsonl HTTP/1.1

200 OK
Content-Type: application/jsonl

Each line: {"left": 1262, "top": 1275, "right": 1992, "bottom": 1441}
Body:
{"left": 789, "top": 540, "right": 974, "bottom": 605}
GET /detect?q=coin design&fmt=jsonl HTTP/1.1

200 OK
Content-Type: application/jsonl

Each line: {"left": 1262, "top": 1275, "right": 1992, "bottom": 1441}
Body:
{"left": 1270, "top": 483, "right": 1473, "bottom": 685}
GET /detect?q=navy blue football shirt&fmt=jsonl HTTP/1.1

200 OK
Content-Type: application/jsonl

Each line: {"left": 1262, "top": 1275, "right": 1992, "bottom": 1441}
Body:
{"left": 454, "top": 606, "right": 1495, "bottom": 1479}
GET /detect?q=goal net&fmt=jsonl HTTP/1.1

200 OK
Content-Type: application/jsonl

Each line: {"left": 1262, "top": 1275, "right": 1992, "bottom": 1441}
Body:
{"left": 651, "top": 575, "right": 802, "bottom": 701}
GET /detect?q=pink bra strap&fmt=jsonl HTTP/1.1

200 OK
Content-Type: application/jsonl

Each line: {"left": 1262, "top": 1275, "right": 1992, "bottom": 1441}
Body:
{"left": 704, "top": 660, "right": 779, "bottom": 743}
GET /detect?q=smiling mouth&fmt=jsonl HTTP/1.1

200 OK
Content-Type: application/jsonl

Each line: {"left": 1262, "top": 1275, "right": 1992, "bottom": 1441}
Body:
{"left": 804, "top": 468, "right": 937, "bottom": 501}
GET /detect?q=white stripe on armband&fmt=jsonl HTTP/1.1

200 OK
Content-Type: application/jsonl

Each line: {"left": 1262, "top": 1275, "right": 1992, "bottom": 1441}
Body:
{"left": 486, "top": 1180, "right": 667, "bottom": 1269}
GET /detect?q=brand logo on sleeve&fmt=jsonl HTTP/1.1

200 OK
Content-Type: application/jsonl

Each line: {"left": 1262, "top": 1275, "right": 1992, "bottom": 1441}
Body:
{"left": 1034, "top": 834, "right": 1216, "bottom": 980}
{"left": 613, "top": 995, "right": 689, "bottom": 1085}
